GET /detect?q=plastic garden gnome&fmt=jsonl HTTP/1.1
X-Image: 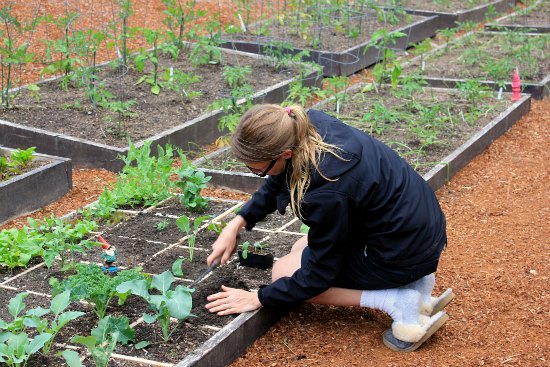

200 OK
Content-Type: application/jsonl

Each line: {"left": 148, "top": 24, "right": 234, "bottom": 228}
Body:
{"left": 98, "top": 235, "right": 118, "bottom": 273}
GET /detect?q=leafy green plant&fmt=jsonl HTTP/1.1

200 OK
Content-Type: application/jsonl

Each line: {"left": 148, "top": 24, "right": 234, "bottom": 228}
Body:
{"left": 161, "top": 0, "right": 206, "bottom": 49}
{"left": 101, "top": 99, "right": 138, "bottom": 137}
{"left": 0, "top": 4, "right": 40, "bottom": 109}
{"left": 176, "top": 214, "right": 211, "bottom": 261}
{"left": 207, "top": 220, "right": 227, "bottom": 236}
{"left": 324, "top": 76, "right": 351, "bottom": 113}
{"left": 21, "top": 290, "right": 85, "bottom": 354}
{"left": 134, "top": 28, "right": 168, "bottom": 95}
{"left": 163, "top": 68, "right": 202, "bottom": 101}
{"left": 0, "top": 291, "right": 82, "bottom": 366}
{"left": 62, "top": 315, "right": 135, "bottom": 367}
{"left": 27, "top": 215, "right": 99, "bottom": 270}
{"left": 367, "top": 29, "right": 405, "bottom": 89}
{"left": 0, "top": 226, "right": 43, "bottom": 270}
{"left": 50, "top": 263, "right": 148, "bottom": 319}
{"left": 239, "top": 241, "right": 269, "bottom": 259}
{"left": 154, "top": 219, "right": 170, "bottom": 232}
{"left": 189, "top": 19, "right": 222, "bottom": 67}
{"left": 116, "top": 269, "right": 194, "bottom": 342}
{"left": 174, "top": 155, "right": 212, "bottom": 212}
{"left": 456, "top": 79, "right": 492, "bottom": 110}
{"left": 223, "top": 65, "right": 252, "bottom": 89}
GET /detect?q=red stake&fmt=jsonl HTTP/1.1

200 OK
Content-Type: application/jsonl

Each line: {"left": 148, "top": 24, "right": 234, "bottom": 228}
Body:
{"left": 511, "top": 68, "right": 521, "bottom": 101}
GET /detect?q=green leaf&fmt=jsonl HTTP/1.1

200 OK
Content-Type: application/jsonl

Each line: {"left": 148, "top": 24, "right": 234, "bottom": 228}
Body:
{"left": 172, "top": 258, "right": 184, "bottom": 277}
{"left": 61, "top": 349, "right": 84, "bottom": 367}
{"left": 151, "top": 84, "right": 161, "bottom": 95}
{"left": 134, "top": 340, "right": 151, "bottom": 349}
{"left": 142, "top": 313, "right": 157, "bottom": 324}
{"left": 176, "top": 215, "right": 190, "bottom": 233}
{"left": 116, "top": 280, "right": 149, "bottom": 299}
{"left": 152, "top": 270, "right": 174, "bottom": 294}
{"left": 166, "top": 286, "right": 193, "bottom": 320}
{"left": 56, "top": 311, "right": 86, "bottom": 330}
{"left": 70, "top": 335, "right": 97, "bottom": 350}
{"left": 26, "top": 333, "right": 52, "bottom": 354}
{"left": 50, "top": 290, "right": 71, "bottom": 316}
{"left": 8, "top": 292, "right": 28, "bottom": 318}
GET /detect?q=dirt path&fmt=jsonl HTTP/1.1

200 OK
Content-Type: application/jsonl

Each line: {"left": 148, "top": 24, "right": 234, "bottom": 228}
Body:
{"left": 228, "top": 97, "right": 549, "bottom": 367}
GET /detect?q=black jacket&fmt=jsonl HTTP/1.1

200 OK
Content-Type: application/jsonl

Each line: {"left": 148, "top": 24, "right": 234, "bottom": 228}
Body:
{"left": 238, "top": 110, "right": 446, "bottom": 308}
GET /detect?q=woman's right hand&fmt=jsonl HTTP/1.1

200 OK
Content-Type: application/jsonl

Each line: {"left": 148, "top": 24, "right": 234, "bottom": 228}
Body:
{"left": 207, "top": 215, "right": 247, "bottom": 267}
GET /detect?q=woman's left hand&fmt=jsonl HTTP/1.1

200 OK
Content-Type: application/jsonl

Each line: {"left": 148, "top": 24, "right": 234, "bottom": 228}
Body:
{"left": 205, "top": 285, "right": 262, "bottom": 315}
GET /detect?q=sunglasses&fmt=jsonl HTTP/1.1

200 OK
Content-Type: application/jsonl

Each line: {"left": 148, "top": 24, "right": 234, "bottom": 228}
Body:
{"left": 246, "top": 158, "right": 278, "bottom": 177}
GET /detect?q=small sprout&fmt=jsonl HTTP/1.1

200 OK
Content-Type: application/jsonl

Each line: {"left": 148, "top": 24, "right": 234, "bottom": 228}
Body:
{"left": 154, "top": 219, "right": 170, "bottom": 232}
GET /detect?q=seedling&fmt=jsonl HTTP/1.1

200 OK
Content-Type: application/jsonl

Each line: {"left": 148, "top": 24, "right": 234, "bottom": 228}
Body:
{"left": 116, "top": 269, "right": 194, "bottom": 342}
{"left": 239, "top": 241, "right": 269, "bottom": 259}
{"left": 62, "top": 315, "right": 135, "bottom": 367}
{"left": 154, "top": 219, "right": 170, "bottom": 232}
{"left": 176, "top": 214, "right": 211, "bottom": 261}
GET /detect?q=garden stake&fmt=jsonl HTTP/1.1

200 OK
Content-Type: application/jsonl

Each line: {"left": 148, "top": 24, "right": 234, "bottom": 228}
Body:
{"left": 98, "top": 235, "right": 119, "bottom": 274}
{"left": 511, "top": 68, "right": 521, "bottom": 101}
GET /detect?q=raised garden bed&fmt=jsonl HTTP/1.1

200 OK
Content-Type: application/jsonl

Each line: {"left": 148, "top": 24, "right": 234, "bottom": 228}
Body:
{"left": 378, "top": 0, "right": 515, "bottom": 29}
{"left": 220, "top": 7, "right": 438, "bottom": 76}
{"left": 402, "top": 31, "right": 550, "bottom": 99}
{"left": 196, "top": 82, "right": 530, "bottom": 193}
{"left": 0, "top": 48, "right": 321, "bottom": 171}
{"left": 0, "top": 147, "right": 72, "bottom": 224}
{"left": 484, "top": 0, "right": 550, "bottom": 33}
{"left": 0, "top": 194, "right": 305, "bottom": 366}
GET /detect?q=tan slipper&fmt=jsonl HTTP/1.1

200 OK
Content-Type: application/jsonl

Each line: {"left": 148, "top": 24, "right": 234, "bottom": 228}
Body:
{"left": 430, "top": 288, "right": 455, "bottom": 316}
{"left": 383, "top": 311, "right": 449, "bottom": 352}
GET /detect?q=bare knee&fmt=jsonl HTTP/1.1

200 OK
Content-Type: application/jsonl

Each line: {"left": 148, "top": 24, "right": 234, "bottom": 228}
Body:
{"left": 272, "top": 245, "right": 304, "bottom": 282}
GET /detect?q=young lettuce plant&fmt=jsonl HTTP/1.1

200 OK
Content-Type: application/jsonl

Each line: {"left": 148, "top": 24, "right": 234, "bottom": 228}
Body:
{"left": 62, "top": 315, "right": 135, "bottom": 367}
{"left": 0, "top": 226, "right": 43, "bottom": 270}
{"left": 116, "top": 269, "right": 194, "bottom": 342}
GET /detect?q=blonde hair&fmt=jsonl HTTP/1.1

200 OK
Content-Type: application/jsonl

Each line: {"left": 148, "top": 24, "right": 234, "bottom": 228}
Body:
{"left": 231, "top": 104, "right": 343, "bottom": 219}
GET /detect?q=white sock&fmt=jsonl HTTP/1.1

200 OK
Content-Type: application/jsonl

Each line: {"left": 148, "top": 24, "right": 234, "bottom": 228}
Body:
{"left": 402, "top": 273, "right": 436, "bottom": 315}
{"left": 359, "top": 288, "right": 421, "bottom": 324}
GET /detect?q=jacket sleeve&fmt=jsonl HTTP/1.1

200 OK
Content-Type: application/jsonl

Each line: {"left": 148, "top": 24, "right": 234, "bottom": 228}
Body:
{"left": 238, "top": 173, "right": 286, "bottom": 230}
{"left": 258, "top": 191, "right": 350, "bottom": 307}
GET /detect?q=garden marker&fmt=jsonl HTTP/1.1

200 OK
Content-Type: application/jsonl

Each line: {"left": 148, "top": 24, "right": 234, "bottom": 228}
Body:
{"left": 98, "top": 235, "right": 119, "bottom": 273}
{"left": 511, "top": 68, "right": 521, "bottom": 101}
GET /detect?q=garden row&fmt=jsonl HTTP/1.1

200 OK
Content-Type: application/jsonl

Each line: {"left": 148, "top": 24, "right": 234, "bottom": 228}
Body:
{"left": 1, "top": 0, "right": 548, "bottom": 366}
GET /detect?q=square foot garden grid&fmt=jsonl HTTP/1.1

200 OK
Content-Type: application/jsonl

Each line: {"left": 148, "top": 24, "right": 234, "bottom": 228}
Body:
{"left": 484, "top": 0, "right": 550, "bottom": 34}
{"left": 0, "top": 47, "right": 321, "bottom": 171}
{"left": 0, "top": 195, "right": 307, "bottom": 367}
{"left": 220, "top": 5, "right": 438, "bottom": 76}
{"left": 0, "top": 147, "right": 72, "bottom": 224}
{"left": 401, "top": 31, "right": 550, "bottom": 99}
{"left": 195, "top": 82, "right": 531, "bottom": 194}
{"left": 376, "top": 0, "right": 516, "bottom": 30}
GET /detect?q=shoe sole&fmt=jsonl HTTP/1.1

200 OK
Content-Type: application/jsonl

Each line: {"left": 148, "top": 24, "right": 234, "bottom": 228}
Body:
{"left": 431, "top": 289, "right": 455, "bottom": 316}
{"left": 383, "top": 311, "right": 449, "bottom": 353}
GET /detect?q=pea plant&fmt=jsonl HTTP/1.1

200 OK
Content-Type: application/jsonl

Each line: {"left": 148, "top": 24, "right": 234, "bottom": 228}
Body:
{"left": 116, "top": 269, "right": 194, "bottom": 342}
